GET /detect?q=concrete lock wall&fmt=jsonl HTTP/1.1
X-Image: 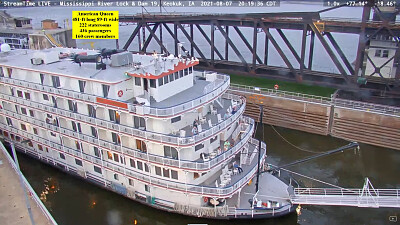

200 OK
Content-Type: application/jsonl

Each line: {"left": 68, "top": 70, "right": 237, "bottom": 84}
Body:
{"left": 331, "top": 107, "right": 400, "bottom": 150}
{"left": 229, "top": 89, "right": 400, "bottom": 151}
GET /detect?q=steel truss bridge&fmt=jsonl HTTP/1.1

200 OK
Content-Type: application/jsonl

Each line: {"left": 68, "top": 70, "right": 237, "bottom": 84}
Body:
{"left": 119, "top": 0, "right": 400, "bottom": 93}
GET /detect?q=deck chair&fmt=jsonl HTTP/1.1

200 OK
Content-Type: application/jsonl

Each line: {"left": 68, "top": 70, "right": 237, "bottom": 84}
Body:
{"left": 217, "top": 114, "right": 222, "bottom": 123}
{"left": 197, "top": 124, "right": 203, "bottom": 133}
{"left": 208, "top": 119, "right": 213, "bottom": 128}
{"left": 199, "top": 113, "right": 206, "bottom": 124}
{"left": 210, "top": 104, "right": 217, "bottom": 115}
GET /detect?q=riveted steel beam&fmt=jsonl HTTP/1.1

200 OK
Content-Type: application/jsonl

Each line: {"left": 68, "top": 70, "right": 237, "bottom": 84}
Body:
{"left": 123, "top": 23, "right": 142, "bottom": 50}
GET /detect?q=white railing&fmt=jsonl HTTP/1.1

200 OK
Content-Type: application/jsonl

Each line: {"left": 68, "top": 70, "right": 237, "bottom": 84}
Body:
{"left": 292, "top": 188, "right": 400, "bottom": 208}
{"left": 0, "top": 73, "right": 230, "bottom": 118}
{"left": 0, "top": 106, "right": 255, "bottom": 171}
{"left": 229, "top": 83, "right": 400, "bottom": 117}
{"left": 0, "top": 92, "right": 245, "bottom": 147}
{"left": 229, "top": 83, "right": 331, "bottom": 105}
{"left": 332, "top": 98, "right": 400, "bottom": 117}
{"left": 2, "top": 122, "right": 266, "bottom": 197}
{"left": 0, "top": 142, "right": 58, "bottom": 225}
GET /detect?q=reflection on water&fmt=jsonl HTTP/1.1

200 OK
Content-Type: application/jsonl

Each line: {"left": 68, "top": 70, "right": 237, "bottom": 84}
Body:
{"left": 17, "top": 125, "right": 399, "bottom": 225}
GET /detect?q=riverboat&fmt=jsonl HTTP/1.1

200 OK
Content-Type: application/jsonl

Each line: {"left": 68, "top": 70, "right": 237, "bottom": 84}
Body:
{"left": 0, "top": 45, "right": 296, "bottom": 219}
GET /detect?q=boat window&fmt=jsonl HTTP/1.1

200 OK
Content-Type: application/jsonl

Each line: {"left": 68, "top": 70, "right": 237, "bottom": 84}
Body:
{"left": 75, "top": 141, "right": 82, "bottom": 150}
{"left": 0, "top": 67, "right": 3, "bottom": 77}
{"left": 51, "top": 76, "right": 60, "bottom": 88}
{"left": 43, "top": 94, "right": 49, "bottom": 101}
{"left": 68, "top": 100, "right": 78, "bottom": 112}
{"left": 136, "top": 140, "right": 147, "bottom": 152}
{"left": 179, "top": 70, "right": 184, "bottom": 77}
{"left": 112, "top": 132, "right": 121, "bottom": 145}
{"left": 94, "top": 147, "right": 100, "bottom": 158}
{"left": 164, "top": 75, "right": 169, "bottom": 84}
{"left": 158, "top": 77, "right": 163, "bottom": 86}
{"left": 189, "top": 67, "right": 193, "bottom": 74}
{"left": 130, "top": 159, "right": 136, "bottom": 168}
{"left": 102, "top": 84, "right": 110, "bottom": 98}
{"left": 169, "top": 74, "right": 174, "bottom": 82}
{"left": 88, "top": 105, "right": 96, "bottom": 118}
{"left": 94, "top": 166, "right": 102, "bottom": 174}
{"left": 6, "top": 117, "right": 12, "bottom": 126}
{"left": 171, "top": 116, "right": 181, "bottom": 123}
{"left": 174, "top": 72, "right": 179, "bottom": 80}
{"left": 59, "top": 153, "right": 65, "bottom": 160}
{"left": 150, "top": 79, "right": 156, "bottom": 88}
{"left": 210, "top": 136, "right": 218, "bottom": 143}
{"left": 145, "top": 185, "right": 150, "bottom": 192}
{"left": 113, "top": 153, "right": 119, "bottom": 163}
{"left": 7, "top": 68, "right": 12, "bottom": 78}
{"left": 144, "top": 163, "right": 149, "bottom": 172}
{"left": 29, "top": 110, "right": 34, "bottom": 117}
{"left": 171, "top": 170, "right": 178, "bottom": 180}
{"left": 33, "top": 128, "right": 38, "bottom": 135}
{"left": 128, "top": 179, "right": 134, "bottom": 186}
{"left": 135, "top": 77, "right": 141, "bottom": 86}
{"left": 39, "top": 73, "right": 45, "bottom": 84}
{"left": 17, "top": 90, "right": 23, "bottom": 97}
{"left": 75, "top": 159, "right": 83, "bottom": 166}
{"left": 21, "top": 107, "right": 27, "bottom": 115}
{"left": 163, "top": 168, "right": 170, "bottom": 178}
{"left": 107, "top": 151, "right": 113, "bottom": 160}
{"left": 155, "top": 166, "right": 162, "bottom": 176}
{"left": 51, "top": 96, "right": 58, "bottom": 108}
{"left": 137, "top": 161, "right": 143, "bottom": 170}
{"left": 114, "top": 174, "right": 119, "bottom": 180}
{"left": 24, "top": 92, "right": 30, "bottom": 100}
{"left": 195, "top": 143, "right": 204, "bottom": 151}
{"left": 164, "top": 146, "right": 178, "bottom": 159}
{"left": 91, "top": 126, "right": 98, "bottom": 138}
{"left": 20, "top": 124, "right": 26, "bottom": 131}
{"left": 109, "top": 109, "right": 120, "bottom": 124}
{"left": 78, "top": 80, "right": 86, "bottom": 93}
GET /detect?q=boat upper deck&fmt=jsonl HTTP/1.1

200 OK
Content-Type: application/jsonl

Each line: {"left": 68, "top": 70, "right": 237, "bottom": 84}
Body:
{"left": 0, "top": 48, "right": 197, "bottom": 84}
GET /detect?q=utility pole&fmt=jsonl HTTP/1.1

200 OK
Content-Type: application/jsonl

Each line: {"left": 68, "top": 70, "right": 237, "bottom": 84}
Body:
{"left": 247, "top": 92, "right": 266, "bottom": 193}
{"left": 255, "top": 104, "right": 264, "bottom": 193}
{"left": 10, "top": 140, "right": 36, "bottom": 225}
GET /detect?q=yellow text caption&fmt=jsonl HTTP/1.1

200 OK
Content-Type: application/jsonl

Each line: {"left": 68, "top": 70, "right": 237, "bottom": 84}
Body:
{"left": 72, "top": 11, "right": 119, "bottom": 39}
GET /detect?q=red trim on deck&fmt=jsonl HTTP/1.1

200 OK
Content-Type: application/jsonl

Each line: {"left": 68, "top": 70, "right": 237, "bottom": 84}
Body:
{"left": 96, "top": 97, "right": 128, "bottom": 109}
{"left": 126, "top": 61, "right": 199, "bottom": 79}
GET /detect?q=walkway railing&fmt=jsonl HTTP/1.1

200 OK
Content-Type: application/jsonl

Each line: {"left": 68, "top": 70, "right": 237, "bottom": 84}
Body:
{"left": 292, "top": 188, "right": 400, "bottom": 208}
{"left": 2, "top": 123, "right": 266, "bottom": 197}
{"left": 332, "top": 98, "right": 400, "bottom": 117}
{"left": 0, "top": 142, "right": 58, "bottom": 225}
{"left": 229, "top": 83, "right": 331, "bottom": 105}
{"left": 0, "top": 92, "right": 245, "bottom": 147}
{"left": 0, "top": 71, "right": 230, "bottom": 118}
{"left": 229, "top": 83, "right": 400, "bottom": 117}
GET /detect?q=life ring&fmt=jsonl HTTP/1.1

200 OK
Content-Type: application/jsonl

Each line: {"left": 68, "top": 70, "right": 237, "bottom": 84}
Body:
{"left": 274, "top": 84, "right": 279, "bottom": 90}
{"left": 117, "top": 90, "right": 123, "bottom": 97}
{"left": 203, "top": 197, "right": 209, "bottom": 203}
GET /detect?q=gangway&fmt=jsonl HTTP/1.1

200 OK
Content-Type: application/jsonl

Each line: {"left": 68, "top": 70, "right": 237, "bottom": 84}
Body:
{"left": 290, "top": 178, "right": 400, "bottom": 208}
